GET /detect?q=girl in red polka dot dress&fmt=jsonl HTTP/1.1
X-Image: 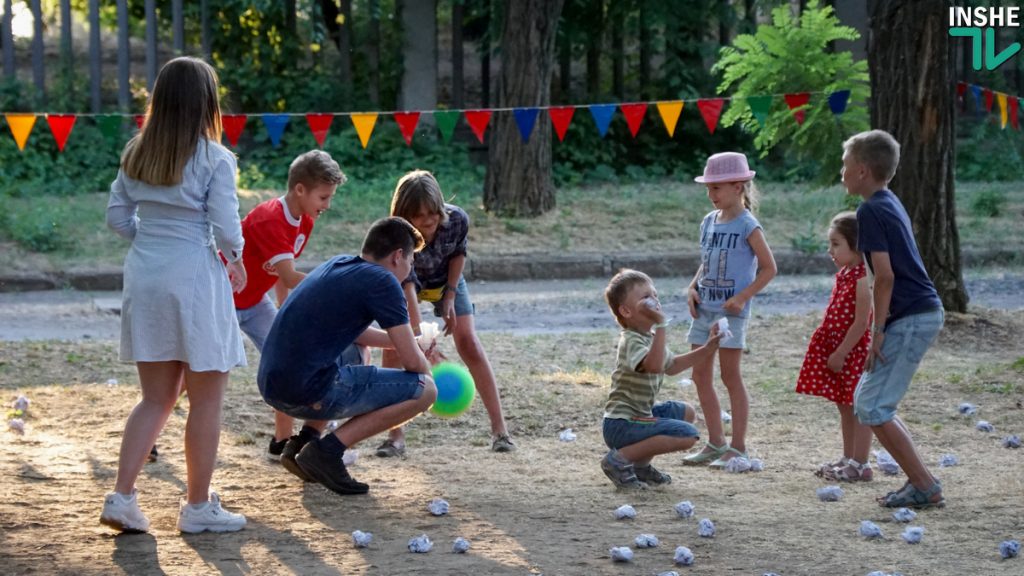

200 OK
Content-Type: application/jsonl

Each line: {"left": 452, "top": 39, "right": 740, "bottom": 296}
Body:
{"left": 797, "top": 212, "right": 874, "bottom": 481}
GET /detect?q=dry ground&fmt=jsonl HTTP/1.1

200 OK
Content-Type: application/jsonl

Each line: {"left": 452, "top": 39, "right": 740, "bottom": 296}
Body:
{"left": 1, "top": 310, "right": 1023, "bottom": 575}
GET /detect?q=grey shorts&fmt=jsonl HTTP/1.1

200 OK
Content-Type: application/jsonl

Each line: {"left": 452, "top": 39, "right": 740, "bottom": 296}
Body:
{"left": 686, "top": 308, "right": 749, "bottom": 349}
{"left": 236, "top": 294, "right": 277, "bottom": 353}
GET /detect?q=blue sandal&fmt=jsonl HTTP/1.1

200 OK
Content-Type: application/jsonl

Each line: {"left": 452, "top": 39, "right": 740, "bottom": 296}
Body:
{"left": 682, "top": 442, "right": 728, "bottom": 465}
{"left": 878, "top": 480, "right": 945, "bottom": 509}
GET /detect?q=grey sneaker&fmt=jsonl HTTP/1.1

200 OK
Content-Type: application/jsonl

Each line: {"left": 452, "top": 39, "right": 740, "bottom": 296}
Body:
{"left": 100, "top": 490, "right": 150, "bottom": 533}
{"left": 600, "top": 452, "right": 648, "bottom": 490}
{"left": 177, "top": 492, "right": 246, "bottom": 534}
{"left": 492, "top": 434, "right": 516, "bottom": 453}
{"left": 635, "top": 464, "right": 672, "bottom": 485}
{"left": 374, "top": 439, "right": 406, "bottom": 458}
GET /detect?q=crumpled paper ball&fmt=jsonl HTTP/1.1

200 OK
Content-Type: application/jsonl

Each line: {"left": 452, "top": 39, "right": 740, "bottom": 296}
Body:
{"left": 408, "top": 534, "right": 433, "bottom": 553}
{"left": 12, "top": 395, "right": 29, "bottom": 412}
{"left": 658, "top": 572, "right": 680, "bottom": 576}
{"left": 8, "top": 418, "right": 25, "bottom": 435}
{"left": 1002, "top": 435, "right": 1021, "bottom": 449}
{"left": 891, "top": 507, "right": 917, "bottom": 523}
{"left": 866, "top": 572, "right": 904, "bottom": 576}
{"left": 762, "top": 573, "right": 781, "bottom": 576}
{"left": 938, "top": 454, "right": 959, "bottom": 467}
{"left": 817, "top": 485, "right": 844, "bottom": 502}
{"left": 559, "top": 428, "right": 577, "bottom": 442}
{"left": 325, "top": 420, "right": 340, "bottom": 432}
{"left": 427, "top": 498, "right": 450, "bottom": 516}
{"left": 614, "top": 504, "right": 636, "bottom": 519}
{"left": 725, "top": 457, "right": 752, "bottom": 473}
{"left": 958, "top": 402, "right": 978, "bottom": 415}
{"left": 674, "top": 545, "right": 695, "bottom": 566}
{"left": 874, "top": 450, "right": 902, "bottom": 475}
{"left": 749, "top": 458, "right": 765, "bottom": 471}
{"left": 1000, "top": 539, "right": 1021, "bottom": 559}
{"left": 342, "top": 449, "right": 358, "bottom": 466}
{"left": 351, "top": 530, "right": 372, "bottom": 548}
{"left": 106, "top": 378, "right": 118, "bottom": 387}
{"left": 452, "top": 537, "right": 471, "bottom": 554}
{"left": 859, "top": 520, "right": 883, "bottom": 539}
{"left": 975, "top": 420, "right": 995, "bottom": 433}
{"left": 678, "top": 377, "right": 693, "bottom": 388}
{"left": 901, "top": 526, "right": 924, "bottom": 544}
{"left": 697, "top": 518, "right": 715, "bottom": 538}
{"left": 716, "top": 317, "right": 734, "bottom": 340}
{"left": 609, "top": 546, "right": 633, "bottom": 562}
{"left": 674, "top": 500, "right": 695, "bottom": 519}
{"left": 634, "top": 533, "right": 659, "bottom": 548}
{"left": 721, "top": 410, "right": 733, "bottom": 423}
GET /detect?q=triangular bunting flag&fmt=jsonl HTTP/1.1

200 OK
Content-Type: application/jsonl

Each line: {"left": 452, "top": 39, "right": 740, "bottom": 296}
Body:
{"left": 956, "top": 81, "right": 967, "bottom": 99}
{"left": 513, "top": 108, "right": 539, "bottom": 143}
{"left": 998, "top": 92, "right": 1008, "bottom": 128}
{"left": 1010, "top": 96, "right": 1019, "bottom": 130}
{"left": 983, "top": 88, "right": 994, "bottom": 112}
{"left": 784, "top": 92, "right": 811, "bottom": 125}
{"left": 589, "top": 104, "right": 616, "bottom": 138}
{"left": 619, "top": 103, "right": 647, "bottom": 138}
{"left": 696, "top": 99, "right": 725, "bottom": 134}
{"left": 464, "top": 110, "right": 491, "bottom": 143}
{"left": 393, "top": 111, "right": 420, "bottom": 146}
{"left": 5, "top": 113, "right": 36, "bottom": 151}
{"left": 262, "top": 114, "right": 290, "bottom": 147}
{"left": 548, "top": 106, "right": 575, "bottom": 142}
{"left": 46, "top": 114, "right": 76, "bottom": 152}
{"left": 350, "top": 113, "right": 378, "bottom": 148}
{"left": 655, "top": 101, "right": 683, "bottom": 137}
{"left": 306, "top": 113, "right": 334, "bottom": 147}
{"left": 746, "top": 95, "right": 772, "bottom": 127}
{"left": 828, "top": 90, "right": 851, "bottom": 116}
{"left": 434, "top": 110, "right": 460, "bottom": 143}
{"left": 222, "top": 115, "right": 247, "bottom": 147}
{"left": 133, "top": 115, "right": 146, "bottom": 130}
{"left": 96, "top": 115, "right": 123, "bottom": 143}
{"left": 970, "top": 84, "right": 983, "bottom": 114}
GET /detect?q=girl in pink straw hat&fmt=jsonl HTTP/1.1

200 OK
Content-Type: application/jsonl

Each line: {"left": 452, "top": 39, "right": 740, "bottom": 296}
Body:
{"left": 681, "top": 152, "right": 777, "bottom": 469}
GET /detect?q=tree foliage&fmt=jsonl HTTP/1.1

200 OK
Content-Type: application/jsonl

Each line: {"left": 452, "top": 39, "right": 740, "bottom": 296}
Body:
{"left": 713, "top": 0, "right": 869, "bottom": 183}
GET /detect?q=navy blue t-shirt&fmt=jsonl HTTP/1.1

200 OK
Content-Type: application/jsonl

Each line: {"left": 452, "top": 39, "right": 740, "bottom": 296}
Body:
{"left": 258, "top": 255, "right": 409, "bottom": 405}
{"left": 856, "top": 189, "right": 942, "bottom": 327}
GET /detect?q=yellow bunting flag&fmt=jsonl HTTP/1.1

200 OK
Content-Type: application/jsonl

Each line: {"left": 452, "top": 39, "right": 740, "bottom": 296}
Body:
{"left": 350, "top": 113, "right": 378, "bottom": 148}
{"left": 5, "top": 113, "right": 37, "bottom": 151}
{"left": 656, "top": 101, "right": 684, "bottom": 137}
{"left": 998, "top": 92, "right": 1008, "bottom": 128}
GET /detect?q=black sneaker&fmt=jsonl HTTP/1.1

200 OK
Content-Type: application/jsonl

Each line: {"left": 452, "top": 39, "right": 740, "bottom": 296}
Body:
{"left": 267, "top": 437, "right": 288, "bottom": 461}
{"left": 295, "top": 440, "right": 370, "bottom": 495}
{"left": 147, "top": 445, "right": 159, "bottom": 463}
{"left": 280, "top": 435, "right": 315, "bottom": 482}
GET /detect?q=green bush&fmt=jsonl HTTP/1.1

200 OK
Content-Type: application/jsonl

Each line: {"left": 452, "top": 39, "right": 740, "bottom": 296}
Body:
{"left": 969, "top": 188, "right": 1007, "bottom": 217}
{"left": 0, "top": 197, "right": 73, "bottom": 253}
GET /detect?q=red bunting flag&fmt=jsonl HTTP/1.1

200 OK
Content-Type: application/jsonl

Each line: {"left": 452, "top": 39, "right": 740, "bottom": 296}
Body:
{"left": 1011, "top": 96, "right": 1019, "bottom": 129}
{"left": 393, "top": 112, "right": 421, "bottom": 146}
{"left": 784, "top": 92, "right": 811, "bottom": 125}
{"left": 619, "top": 103, "right": 647, "bottom": 138}
{"left": 305, "top": 114, "right": 334, "bottom": 147}
{"left": 696, "top": 99, "right": 725, "bottom": 134}
{"left": 222, "top": 115, "right": 247, "bottom": 147}
{"left": 46, "top": 114, "right": 77, "bottom": 152}
{"left": 134, "top": 115, "right": 145, "bottom": 130}
{"left": 983, "top": 88, "right": 994, "bottom": 112}
{"left": 956, "top": 82, "right": 967, "bottom": 99}
{"left": 464, "top": 110, "right": 492, "bottom": 143}
{"left": 548, "top": 107, "right": 575, "bottom": 142}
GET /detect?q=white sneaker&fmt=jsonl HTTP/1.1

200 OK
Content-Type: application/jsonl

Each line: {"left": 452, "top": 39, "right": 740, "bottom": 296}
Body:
{"left": 100, "top": 490, "right": 150, "bottom": 533}
{"left": 177, "top": 492, "right": 246, "bottom": 534}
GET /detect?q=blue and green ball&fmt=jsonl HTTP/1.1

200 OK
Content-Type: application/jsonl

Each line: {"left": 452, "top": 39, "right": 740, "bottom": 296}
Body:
{"left": 430, "top": 362, "right": 475, "bottom": 418}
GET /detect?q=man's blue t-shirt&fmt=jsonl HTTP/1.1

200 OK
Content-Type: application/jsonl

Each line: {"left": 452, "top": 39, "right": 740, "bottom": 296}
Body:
{"left": 696, "top": 209, "right": 763, "bottom": 318}
{"left": 258, "top": 255, "right": 409, "bottom": 405}
{"left": 856, "top": 189, "right": 942, "bottom": 327}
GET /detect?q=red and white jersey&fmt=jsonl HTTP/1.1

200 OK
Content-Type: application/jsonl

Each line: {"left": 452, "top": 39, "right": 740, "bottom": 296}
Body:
{"left": 233, "top": 197, "right": 314, "bottom": 309}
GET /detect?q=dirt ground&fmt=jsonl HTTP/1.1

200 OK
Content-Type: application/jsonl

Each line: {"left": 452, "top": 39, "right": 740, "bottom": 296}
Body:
{"left": 2, "top": 308, "right": 1023, "bottom": 575}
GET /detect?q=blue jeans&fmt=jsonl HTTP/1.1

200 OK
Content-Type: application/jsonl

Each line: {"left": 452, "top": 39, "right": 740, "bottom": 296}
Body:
{"left": 603, "top": 401, "right": 698, "bottom": 450}
{"left": 264, "top": 364, "right": 426, "bottom": 421}
{"left": 854, "top": 308, "right": 944, "bottom": 426}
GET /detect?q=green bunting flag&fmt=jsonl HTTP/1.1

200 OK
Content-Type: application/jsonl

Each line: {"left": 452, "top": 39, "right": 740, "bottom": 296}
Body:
{"left": 747, "top": 95, "right": 772, "bottom": 127}
{"left": 96, "top": 115, "right": 123, "bottom": 144}
{"left": 434, "top": 110, "right": 460, "bottom": 143}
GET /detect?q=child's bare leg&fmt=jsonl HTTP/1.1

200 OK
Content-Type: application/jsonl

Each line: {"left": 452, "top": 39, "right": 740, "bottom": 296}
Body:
{"left": 182, "top": 367, "right": 230, "bottom": 505}
{"left": 871, "top": 417, "right": 938, "bottom": 493}
{"left": 718, "top": 348, "right": 748, "bottom": 454}
{"left": 453, "top": 315, "right": 508, "bottom": 436}
{"left": 274, "top": 410, "right": 294, "bottom": 442}
{"left": 691, "top": 345, "right": 724, "bottom": 451}
{"left": 838, "top": 403, "right": 872, "bottom": 463}
{"left": 379, "top": 348, "right": 407, "bottom": 446}
{"left": 114, "top": 361, "right": 183, "bottom": 495}
{"left": 619, "top": 435, "right": 698, "bottom": 466}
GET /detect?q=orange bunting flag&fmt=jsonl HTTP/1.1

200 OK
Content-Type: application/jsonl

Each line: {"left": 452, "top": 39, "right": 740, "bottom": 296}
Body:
{"left": 393, "top": 112, "right": 421, "bottom": 146}
{"left": 619, "top": 103, "right": 647, "bottom": 138}
{"left": 548, "top": 107, "right": 575, "bottom": 142}
{"left": 784, "top": 92, "right": 811, "bottom": 125}
{"left": 134, "top": 115, "right": 145, "bottom": 130}
{"left": 5, "top": 113, "right": 36, "bottom": 151}
{"left": 222, "top": 115, "right": 248, "bottom": 147}
{"left": 306, "top": 114, "right": 334, "bottom": 147}
{"left": 464, "top": 110, "right": 492, "bottom": 143}
{"left": 696, "top": 99, "right": 725, "bottom": 134}
{"left": 1010, "top": 96, "right": 1019, "bottom": 130}
{"left": 350, "top": 113, "right": 378, "bottom": 148}
{"left": 656, "top": 101, "right": 684, "bottom": 137}
{"left": 46, "top": 114, "right": 77, "bottom": 152}
{"left": 997, "top": 93, "right": 1008, "bottom": 128}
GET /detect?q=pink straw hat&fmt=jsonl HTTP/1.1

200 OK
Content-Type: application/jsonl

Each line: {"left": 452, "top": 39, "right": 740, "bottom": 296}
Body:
{"left": 694, "top": 152, "right": 756, "bottom": 183}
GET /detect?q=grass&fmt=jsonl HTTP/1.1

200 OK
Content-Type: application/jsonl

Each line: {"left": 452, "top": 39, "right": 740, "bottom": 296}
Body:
{"left": 1, "top": 178, "right": 1022, "bottom": 273}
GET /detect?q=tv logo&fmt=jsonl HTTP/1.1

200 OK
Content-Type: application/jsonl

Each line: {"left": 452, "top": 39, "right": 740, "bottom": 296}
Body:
{"left": 949, "top": 6, "right": 1022, "bottom": 71}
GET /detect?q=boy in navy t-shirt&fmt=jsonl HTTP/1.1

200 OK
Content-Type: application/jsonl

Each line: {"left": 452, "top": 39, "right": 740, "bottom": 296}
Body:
{"left": 841, "top": 130, "right": 945, "bottom": 509}
{"left": 258, "top": 217, "right": 439, "bottom": 496}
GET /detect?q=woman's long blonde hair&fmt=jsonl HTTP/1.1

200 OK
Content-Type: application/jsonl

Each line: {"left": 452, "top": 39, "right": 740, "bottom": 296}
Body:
{"left": 122, "top": 57, "right": 223, "bottom": 186}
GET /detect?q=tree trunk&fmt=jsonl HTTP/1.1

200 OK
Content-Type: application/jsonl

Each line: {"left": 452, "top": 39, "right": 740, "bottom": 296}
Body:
{"left": 319, "top": 0, "right": 354, "bottom": 89}
{"left": 172, "top": 0, "right": 184, "bottom": 54}
{"left": 89, "top": 0, "right": 101, "bottom": 112}
{"left": 483, "top": 0, "right": 565, "bottom": 216}
{"left": 398, "top": 0, "right": 437, "bottom": 112}
{"left": 867, "top": 0, "right": 968, "bottom": 312}
{"left": 638, "top": 0, "right": 651, "bottom": 100}
{"left": 285, "top": 0, "right": 297, "bottom": 38}
{"left": 611, "top": 4, "right": 623, "bottom": 100}
{"left": 585, "top": 0, "right": 603, "bottom": 99}
{"left": 452, "top": 0, "right": 464, "bottom": 109}
{"left": 117, "top": 0, "right": 130, "bottom": 110}
{"left": 480, "top": 0, "right": 491, "bottom": 107}
{"left": 366, "top": 0, "right": 380, "bottom": 106}
{"left": 145, "top": 0, "right": 156, "bottom": 90}
{"left": 200, "top": 0, "right": 210, "bottom": 58}
{"left": 60, "top": 0, "right": 72, "bottom": 68}
{"left": 557, "top": 29, "right": 571, "bottom": 101}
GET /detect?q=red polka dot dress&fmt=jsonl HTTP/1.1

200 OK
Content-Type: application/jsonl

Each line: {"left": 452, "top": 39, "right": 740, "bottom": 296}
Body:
{"left": 796, "top": 263, "right": 871, "bottom": 405}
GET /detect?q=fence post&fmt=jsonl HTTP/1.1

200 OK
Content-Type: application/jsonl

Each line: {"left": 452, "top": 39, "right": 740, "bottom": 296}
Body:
{"left": 146, "top": 0, "right": 156, "bottom": 90}
{"left": 118, "top": 0, "right": 130, "bottom": 111}
{"left": 89, "top": 0, "right": 101, "bottom": 112}
{"left": 31, "top": 0, "right": 44, "bottom": 103}
{"left": 2, "top": 0, "right": 14, "bottom": 79}
{"left": 173, "top": 0, "right": 183, "bottom": 54}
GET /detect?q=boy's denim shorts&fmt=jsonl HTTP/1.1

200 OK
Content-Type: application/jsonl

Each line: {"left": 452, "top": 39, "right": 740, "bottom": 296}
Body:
{"left": 236, "top": 294, "right": 277, "bottom": 353}
{"left": 854, "top": 308, "right": 944, "bottom": 426}
{"left": 686, "top": 308, "right": 748, "bottom": 349}
{"left": 603, "top": 401, "right": 699, "bottom": 450}
{"left": 420, "top": 276, "right": 475, "bottom": 318}
{"left": 264, "top": 344, "right": 423, "bottom": 421}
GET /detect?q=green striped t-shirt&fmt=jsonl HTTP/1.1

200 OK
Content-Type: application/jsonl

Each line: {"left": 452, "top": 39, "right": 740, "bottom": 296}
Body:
{"left": 604, "top": 328, "right": 673, "bottom": 419}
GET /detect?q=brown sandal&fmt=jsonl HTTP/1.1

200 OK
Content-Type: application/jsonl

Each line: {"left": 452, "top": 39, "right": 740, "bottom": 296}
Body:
{"left": 823, "top": 460, "right": 873, "bottom": 482}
